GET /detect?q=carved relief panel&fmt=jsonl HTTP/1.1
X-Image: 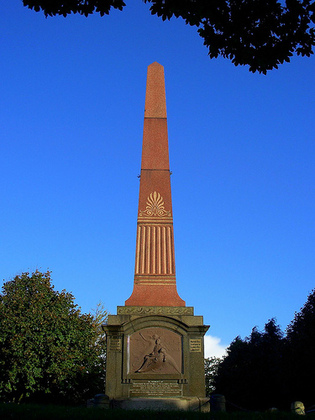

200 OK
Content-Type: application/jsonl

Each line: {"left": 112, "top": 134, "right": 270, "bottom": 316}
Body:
{"left": 128, "top": 327, "right": 182, "bottom": 375}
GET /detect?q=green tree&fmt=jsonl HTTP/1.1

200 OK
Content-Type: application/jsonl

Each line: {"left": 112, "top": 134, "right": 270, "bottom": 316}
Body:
{"left": 0, "top": 271, "right": 107, "bottom": 403}
{"left": 285, "top": 288, "right": 315, "bottom": 407}
{"left": 22, "top": 0, "right": 315, "bottom": 74}
{"left": 204, "top": 356, "right": 222, "bottom": 396}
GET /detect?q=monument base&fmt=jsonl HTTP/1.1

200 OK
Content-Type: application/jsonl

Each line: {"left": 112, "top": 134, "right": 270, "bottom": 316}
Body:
{"left": 111, "top": 397, "right": 210, "bottom": 412}
{"left": 102, "top": 306, "right": 209, "bottom": 412}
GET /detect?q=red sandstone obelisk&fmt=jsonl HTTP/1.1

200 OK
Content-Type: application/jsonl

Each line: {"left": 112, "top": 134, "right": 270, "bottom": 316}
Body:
{"left": 125, "top": 62, "right": 185, "bottom": 307}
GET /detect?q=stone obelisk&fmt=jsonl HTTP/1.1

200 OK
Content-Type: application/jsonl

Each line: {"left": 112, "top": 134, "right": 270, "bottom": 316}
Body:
{"left": 125, "top": 62, "right": 185, "bottom": 307}
{"left": 103, "top": 63, "right": 209, "bottom": 412}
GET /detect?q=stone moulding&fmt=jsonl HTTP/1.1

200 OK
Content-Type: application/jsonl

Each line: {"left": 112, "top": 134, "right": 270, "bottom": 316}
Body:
{"left": 117, "top": 306, "right": 194, "bottom": 316}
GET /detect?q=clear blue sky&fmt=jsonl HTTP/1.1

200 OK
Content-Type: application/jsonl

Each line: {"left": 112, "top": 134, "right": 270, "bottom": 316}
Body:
{"left": 1, "top": 2, "right": 314, "bottom": 357}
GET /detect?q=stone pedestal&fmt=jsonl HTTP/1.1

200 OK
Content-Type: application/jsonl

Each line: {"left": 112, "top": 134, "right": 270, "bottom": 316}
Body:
{"left": 103, "top": 306, "right": 209, "bottom": 411}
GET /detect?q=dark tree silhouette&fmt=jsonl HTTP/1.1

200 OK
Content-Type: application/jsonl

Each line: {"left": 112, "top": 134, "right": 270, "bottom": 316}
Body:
{"left": 285, "top": 289, "right": 315, "bottom": 407}
{"left": 22, "top": 0, "right": 315, "bottom": 74}
{"left": 213, "top": 290, "right": 315, "bottom": 411}
{"left": 214, "top": 319, "right": 286, "bottom": 410}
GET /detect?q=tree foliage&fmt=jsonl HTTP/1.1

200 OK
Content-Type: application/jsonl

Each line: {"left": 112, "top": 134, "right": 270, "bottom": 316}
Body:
{"left": 21, "top": 0, "right": 315, "bottom": 73}
{"left": 0, "top": 271, "right": 107, "bottom": 403}
{"left": 212, "top": 290, "right": 315, "bottom": 410}
{"left": 214, "top": 319, "right": 286, "bottom": 410}
{"left": 285, "top": 288, "right": 315, "bottom": 406}
{"left": 204, "top": 356, "right": 222, "bottom": 396}
{"left": 22, "top": 0, "right": 125, "bottom": 17}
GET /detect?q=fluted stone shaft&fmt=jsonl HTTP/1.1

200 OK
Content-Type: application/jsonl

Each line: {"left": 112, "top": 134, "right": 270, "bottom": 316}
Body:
{"left": 125, "top": 62, "right": 185, "bottom": 306}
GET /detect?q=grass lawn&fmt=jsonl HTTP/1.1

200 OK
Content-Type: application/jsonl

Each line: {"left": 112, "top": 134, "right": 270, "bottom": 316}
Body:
{"left": 0, "top": 403, "right": 313, "bottom": 420}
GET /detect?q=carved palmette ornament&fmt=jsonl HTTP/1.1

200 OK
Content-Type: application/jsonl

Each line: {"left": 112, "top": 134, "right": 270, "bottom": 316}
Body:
{"left": 139, "top": 191, "right": 171, "bottom": 217}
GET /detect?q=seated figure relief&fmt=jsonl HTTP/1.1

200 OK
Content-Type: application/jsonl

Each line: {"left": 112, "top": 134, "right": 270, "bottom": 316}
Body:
{"left": 129, "top": 328, "right": 182, "bottom": 375}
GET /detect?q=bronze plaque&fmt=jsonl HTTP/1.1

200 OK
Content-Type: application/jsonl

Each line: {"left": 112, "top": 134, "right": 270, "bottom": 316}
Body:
{"left": 129, "top": 327, "right": 182, "bottom": 374}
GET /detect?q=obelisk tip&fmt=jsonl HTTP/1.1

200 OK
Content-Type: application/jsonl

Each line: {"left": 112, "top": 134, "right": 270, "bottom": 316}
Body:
{"left": 145, "top": 62, "right": 166, "bottom": 118}
{"left": 148, "top": 61, "right": 163, "bottom": 68}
